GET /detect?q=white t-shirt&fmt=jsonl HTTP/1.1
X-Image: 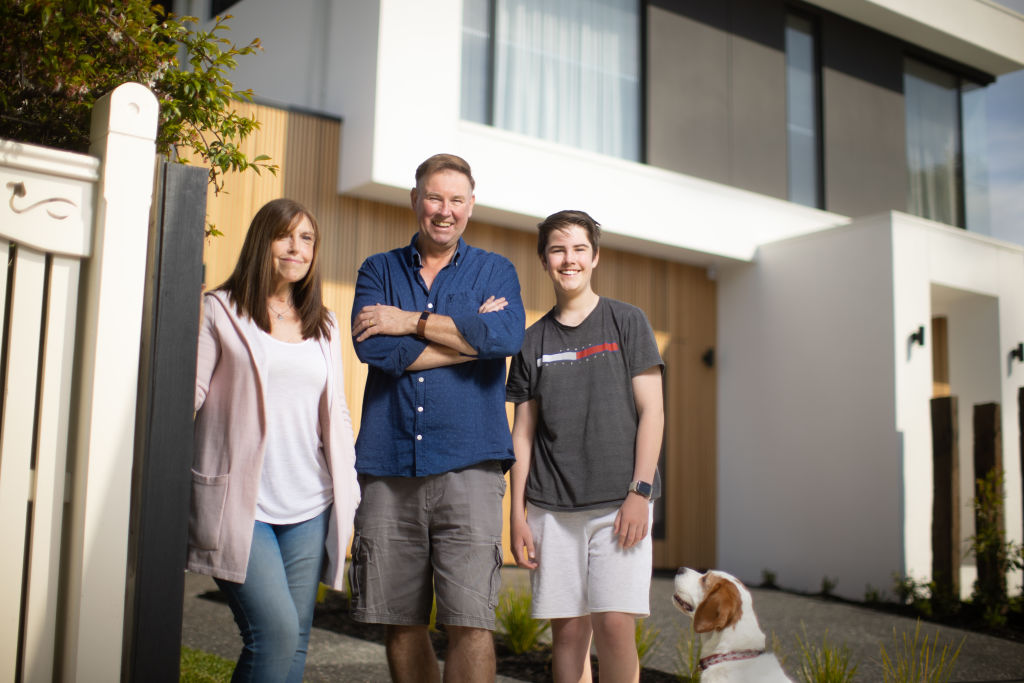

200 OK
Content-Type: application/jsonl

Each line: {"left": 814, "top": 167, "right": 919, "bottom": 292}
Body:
{"left": 254, "top": 330, "right": 332, "bottom": 524}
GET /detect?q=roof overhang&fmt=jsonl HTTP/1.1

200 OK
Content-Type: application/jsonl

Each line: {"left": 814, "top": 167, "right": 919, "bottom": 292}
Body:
{"left": 807, "top": 0, "right": 1024, "bottom": 75}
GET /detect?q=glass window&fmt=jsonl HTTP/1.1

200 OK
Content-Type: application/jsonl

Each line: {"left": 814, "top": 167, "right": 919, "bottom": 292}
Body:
{"left": 904, "top": 58, "right": 991, "bottom": 232}
{"left": 461, "top": 0, "right": 493, "bottom": 125}
{"left": 962, "top": 82, "right": 990, "bottom": 235}
{"left": 904, "top": 59, "right": 964, "bottom": 227}
{"left": 461, "top": 0, "right": 641, "bottom": 161}
{"left": 785, "top": 14, "right": 822, "bottom": 208}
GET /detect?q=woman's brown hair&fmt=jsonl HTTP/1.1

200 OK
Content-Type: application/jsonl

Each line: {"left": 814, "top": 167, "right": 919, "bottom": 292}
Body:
{"left": 218, "top": 198, "right": 331, "bottom": 340}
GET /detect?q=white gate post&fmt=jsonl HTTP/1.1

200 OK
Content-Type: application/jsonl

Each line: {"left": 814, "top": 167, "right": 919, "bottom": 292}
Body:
{"left": 60, "top": 82, "right": 159, "bottom": 682}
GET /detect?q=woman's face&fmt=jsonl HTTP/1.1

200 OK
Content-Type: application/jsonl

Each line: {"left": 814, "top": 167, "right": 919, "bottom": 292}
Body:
{"left": 270, "top": 214, "right": 315, "bottom": 289}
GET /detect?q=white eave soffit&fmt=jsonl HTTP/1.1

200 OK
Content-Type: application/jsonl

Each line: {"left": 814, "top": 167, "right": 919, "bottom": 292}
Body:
{"left": 806, "top": 0, "right": 1024, "bottom": 75}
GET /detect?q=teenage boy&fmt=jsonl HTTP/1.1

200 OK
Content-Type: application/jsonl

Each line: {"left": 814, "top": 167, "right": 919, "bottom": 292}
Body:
{"left": 506, "top": 209, "right": 664, "bottom": 683}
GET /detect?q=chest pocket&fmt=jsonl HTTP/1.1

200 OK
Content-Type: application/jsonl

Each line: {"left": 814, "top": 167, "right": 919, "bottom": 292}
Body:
{"left": 443, "top": 291, "right": 479, "bottom": 316}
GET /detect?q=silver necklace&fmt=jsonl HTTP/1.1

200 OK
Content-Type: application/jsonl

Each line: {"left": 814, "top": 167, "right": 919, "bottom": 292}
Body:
{"left": 268, "top": 299, "right": 293, "bottom": 320}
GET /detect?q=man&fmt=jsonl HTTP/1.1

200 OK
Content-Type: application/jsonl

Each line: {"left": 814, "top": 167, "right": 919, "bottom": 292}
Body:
{"left": 506, "top": 210, "right": 664, "bottom": 683}
{"left": 349, "top": 153, "right": 525, "bottom": 683}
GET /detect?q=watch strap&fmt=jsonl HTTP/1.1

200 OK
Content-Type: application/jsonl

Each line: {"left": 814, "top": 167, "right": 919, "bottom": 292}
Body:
{"left": 416, "top": 310, "right": 430, "bottom": 340}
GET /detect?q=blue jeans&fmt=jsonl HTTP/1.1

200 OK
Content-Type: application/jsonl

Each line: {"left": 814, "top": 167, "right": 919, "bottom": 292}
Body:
{"left": 215, "top": 508, "right": 329, "bottom": 683}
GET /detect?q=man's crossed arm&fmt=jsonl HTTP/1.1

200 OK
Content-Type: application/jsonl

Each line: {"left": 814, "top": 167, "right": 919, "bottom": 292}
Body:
{"left": 352, "top": 296, "right": 507, "bottom": 371}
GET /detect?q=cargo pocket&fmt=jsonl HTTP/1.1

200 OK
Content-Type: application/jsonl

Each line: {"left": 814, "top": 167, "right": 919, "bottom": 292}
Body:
{"left": 348, "top": 533, "right": 367, "bottom": 612}
{"left": 189, "top": 470, "right": 228, "bottom": 551}
{"left": 488, "top": 542, "right": 504, "bottom": 610}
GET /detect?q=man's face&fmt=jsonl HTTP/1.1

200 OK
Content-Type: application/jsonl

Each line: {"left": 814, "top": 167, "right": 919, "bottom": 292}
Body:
{"left": 541, "top": 224, "right": 598, "bottom": 297}
{"left": 411, "top": 169, "right": 475, "bottom": 254}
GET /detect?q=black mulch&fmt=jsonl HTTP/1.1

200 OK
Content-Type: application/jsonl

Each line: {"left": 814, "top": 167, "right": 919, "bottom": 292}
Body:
{"left": 309, "top": 590, "right": 682, "bottom": 682}
{"left": 200, "top": 589, "right": 680, "bottom": 681}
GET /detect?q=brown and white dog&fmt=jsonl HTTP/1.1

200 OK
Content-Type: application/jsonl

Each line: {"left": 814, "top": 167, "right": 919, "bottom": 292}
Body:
{"left": 672, "top": 568, "right": 793, "bottom": 682}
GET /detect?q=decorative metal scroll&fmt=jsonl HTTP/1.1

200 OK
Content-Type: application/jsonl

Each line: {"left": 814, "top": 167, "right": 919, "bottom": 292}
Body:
{"left": 7, "top": 181, "right": 76, "bottom": 220}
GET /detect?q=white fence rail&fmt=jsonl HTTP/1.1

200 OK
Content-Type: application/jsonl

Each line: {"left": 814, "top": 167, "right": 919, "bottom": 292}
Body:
{"left": 0, "top": 82, "right": 158, "bottom": 683}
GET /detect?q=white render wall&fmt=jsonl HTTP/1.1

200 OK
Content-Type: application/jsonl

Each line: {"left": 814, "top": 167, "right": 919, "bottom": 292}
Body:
{"left": 717, "top": 218, "right": 903, "bottom": 599}
{"left": 719, "top": 212, "right": 1024, "bottom": 599}
{"left": 892, "top": 213, "right": 1024, "bottom": 596}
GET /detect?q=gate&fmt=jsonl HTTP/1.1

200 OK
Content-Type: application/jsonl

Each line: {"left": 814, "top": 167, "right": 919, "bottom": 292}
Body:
{"left": 0, "top": 83, "right": 158, "bottom": 682}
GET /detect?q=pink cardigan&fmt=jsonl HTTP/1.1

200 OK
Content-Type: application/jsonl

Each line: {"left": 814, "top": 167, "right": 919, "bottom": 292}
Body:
{"left": 189, "top": 290, "right": 360, "bottom": 588}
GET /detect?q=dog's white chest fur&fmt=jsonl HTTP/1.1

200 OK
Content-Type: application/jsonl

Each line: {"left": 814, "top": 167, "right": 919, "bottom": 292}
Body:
{"left": 673, "top": 568, "right": 794, "bottom": 682}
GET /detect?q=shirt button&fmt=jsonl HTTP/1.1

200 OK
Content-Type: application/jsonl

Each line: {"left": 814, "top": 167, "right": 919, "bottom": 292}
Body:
{"left": 417, "top": 406, "right": 424, "bottom": 412}
{"left": 427, "top": 302, "right": 434, "bottom": 309}
{"left": 418, "top": 377, "right": 424, "bottom": 383}
{"left": 416, "top": 434, "right": 423, "bottom": 441}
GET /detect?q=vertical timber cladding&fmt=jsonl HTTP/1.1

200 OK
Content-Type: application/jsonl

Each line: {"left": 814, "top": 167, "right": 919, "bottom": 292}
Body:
{"left": 201, "top": 103, "right": 717, "bottom": 570}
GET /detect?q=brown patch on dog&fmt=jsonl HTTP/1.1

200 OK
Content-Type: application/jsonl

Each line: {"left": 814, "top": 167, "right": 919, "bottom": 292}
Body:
{"left": 693, "top": 574, "right": 743, "bottom": 633}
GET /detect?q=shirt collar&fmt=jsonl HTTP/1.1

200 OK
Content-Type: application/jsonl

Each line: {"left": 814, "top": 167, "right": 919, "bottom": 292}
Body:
{"left": 408, "top": 233, "right": 466, "bottom": 269}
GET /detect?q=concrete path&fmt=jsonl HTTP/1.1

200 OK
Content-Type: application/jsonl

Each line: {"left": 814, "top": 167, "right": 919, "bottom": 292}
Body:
{"left": 182, "top": 567, "right": 1024, "bottom": 681}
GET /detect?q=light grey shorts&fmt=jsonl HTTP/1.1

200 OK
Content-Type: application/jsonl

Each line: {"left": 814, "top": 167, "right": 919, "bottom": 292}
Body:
{"left": 348, "top": 461, "right": 506, "bottom": 629}
{"left": 527, "top": 501, "right": 653, "bottom": 619}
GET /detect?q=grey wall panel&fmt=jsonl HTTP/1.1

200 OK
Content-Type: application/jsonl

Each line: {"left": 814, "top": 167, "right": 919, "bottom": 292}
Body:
{"left": 820, "top": 14, "right": 907, "bottom": 216}
{"left": 729, "top": 0, "right": 787, "bottom": 199}
{"left": 646, "top": 0, "right": 787, "bottom": 199}
{"left": 646, "top": 3, "right": 731, "bottom": 185}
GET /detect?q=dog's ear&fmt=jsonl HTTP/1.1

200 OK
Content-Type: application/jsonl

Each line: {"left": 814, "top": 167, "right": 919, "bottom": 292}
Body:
{"left": 693, "top": 577, "right": 743, "bottom": 633}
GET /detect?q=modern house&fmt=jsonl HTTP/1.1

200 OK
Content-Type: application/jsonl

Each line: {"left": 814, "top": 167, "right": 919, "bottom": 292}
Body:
{"left": 182, "top": 0, "right": 1024, "bottom": 601}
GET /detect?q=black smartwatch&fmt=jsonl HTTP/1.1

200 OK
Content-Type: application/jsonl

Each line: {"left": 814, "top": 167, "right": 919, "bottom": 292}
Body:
{"left": 628, "top": 480, "right": 653, "bottom": 499}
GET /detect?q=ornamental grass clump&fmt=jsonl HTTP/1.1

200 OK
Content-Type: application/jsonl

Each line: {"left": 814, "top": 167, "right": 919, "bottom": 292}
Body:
{"left": 674, "top": 628, "right": 701, "bottom": 682}
{"left": 635, "top": 618, "right": 660, "bottom": 668}
{"left": 878, "top": 620, "right": 964, "bottom": 683}
{"left": 495, "top": 585, "right": 550, "bottom": 655}
{"left": 795, "top": 625, "right": 857, "bottom": 683}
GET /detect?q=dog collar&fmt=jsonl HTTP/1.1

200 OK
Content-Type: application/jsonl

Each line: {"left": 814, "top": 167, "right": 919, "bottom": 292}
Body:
{"left": 699, "top": 649, "right": 765, "bottom": 671}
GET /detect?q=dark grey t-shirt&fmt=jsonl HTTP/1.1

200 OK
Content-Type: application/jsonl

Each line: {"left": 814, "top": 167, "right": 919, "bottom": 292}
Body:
{"left": 506, "top": 297, "right": 664, "bottom": 511}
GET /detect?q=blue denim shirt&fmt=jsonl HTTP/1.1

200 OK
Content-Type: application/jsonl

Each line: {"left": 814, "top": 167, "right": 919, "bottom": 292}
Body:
{"left": 351, "top": 235, "right": 525, "bottom": 477}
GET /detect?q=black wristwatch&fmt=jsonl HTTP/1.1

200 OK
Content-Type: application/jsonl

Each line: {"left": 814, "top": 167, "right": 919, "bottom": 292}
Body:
{"left": 628, "top": 480, "right": 653, "bottom": 499}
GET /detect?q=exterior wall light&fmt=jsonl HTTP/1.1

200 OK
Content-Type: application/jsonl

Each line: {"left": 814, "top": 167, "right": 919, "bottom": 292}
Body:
{"left": 1010, "top": 342, "right": 1024, "bottom": 365}
{"left": 909, "top": 325, "right": 925, "bottom": 347}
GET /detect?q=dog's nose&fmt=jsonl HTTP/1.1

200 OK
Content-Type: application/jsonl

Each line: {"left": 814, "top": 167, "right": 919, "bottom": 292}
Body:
{"left": 675, "top": 567, "right": 688, "bottom": 576}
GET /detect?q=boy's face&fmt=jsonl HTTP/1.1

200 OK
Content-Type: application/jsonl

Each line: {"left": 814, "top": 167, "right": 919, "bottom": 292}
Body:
{"left": 541, "top": 224, "right": 599, "bottom": 297}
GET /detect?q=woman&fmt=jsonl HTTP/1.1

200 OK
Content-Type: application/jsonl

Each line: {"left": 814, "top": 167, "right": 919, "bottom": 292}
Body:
{"left": 190, "top": 198, "right": 360, "bottom": 682}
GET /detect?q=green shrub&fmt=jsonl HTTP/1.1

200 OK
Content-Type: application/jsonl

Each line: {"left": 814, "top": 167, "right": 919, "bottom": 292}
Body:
{"left": 761, "top": 568, "right": 778, "bottom": 589}
{"left": 180, "top": 646, "right": 233, "bottom": 682}
{"left": 820, "top": 576, "right": 838, "bottom": 597}
{"left": 968, "top": 468, "right": 1024, "bottom": 628}
{"left": 878, "top": 620, "right": 964, "bottom": 683}
{"left": 0, "top": 0, "right": 276, "bottom": 206}
{"left": 794, "top": 625, "right": 857, "bottom": 683}
{"left": 892, "top": 573, "right": 934, "bottom": 617}
{"left": 635, "top": 618, "right": 660, "bottom": 668}
{"left": 495, "top": 586, "right": 550, "bottom": 654}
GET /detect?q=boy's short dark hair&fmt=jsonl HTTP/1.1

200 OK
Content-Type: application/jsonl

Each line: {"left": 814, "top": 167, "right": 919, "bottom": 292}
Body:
{"left": 537, "top": 209, "right": 601, "bottom": 257}
{"left": 415, "top": 153, "right": 475, "bottom": 190}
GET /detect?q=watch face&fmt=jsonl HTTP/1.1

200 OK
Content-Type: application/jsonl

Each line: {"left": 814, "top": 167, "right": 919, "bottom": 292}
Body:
{"left": 632, "top": 481, "right": 652, "bottom": 497}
